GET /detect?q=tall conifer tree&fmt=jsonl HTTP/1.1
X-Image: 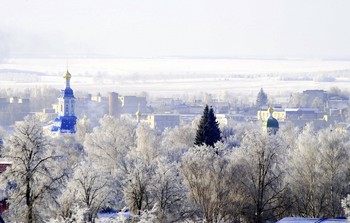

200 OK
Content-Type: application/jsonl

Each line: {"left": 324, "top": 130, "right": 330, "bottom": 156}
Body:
{"left": 256, "top": 88, "right": 268, "bottom": 108}
{"left": 194, "top": 105, "right": 221, "bottom": 147}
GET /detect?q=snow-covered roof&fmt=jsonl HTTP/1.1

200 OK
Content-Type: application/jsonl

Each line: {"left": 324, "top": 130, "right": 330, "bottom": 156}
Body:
{"left": 277, "top": 217, "right": 347, "bottom": 223}
{"left": 285, "top": 108, "right": 319, "bottom": 112}
{"left": 0, "top": 159, "right": 12, "bottom": 165}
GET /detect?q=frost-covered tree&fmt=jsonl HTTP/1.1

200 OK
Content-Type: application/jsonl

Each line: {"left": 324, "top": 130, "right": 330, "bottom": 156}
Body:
{"left": 120, "top": 157, "right": 153, "bottom": 216}
{"left": 48, "top": 135, "right": 84, "bottom": 220}
{"left": 137, "top": 204, "right": 159, "bottom": 223}
{"left": 150, "top": 157, "right": 190, "bottom": 222}
{"left": 117, "top": 124, "right": 159, "bottom": 217}
{"left": 83, "top": 115, "right": 138, "bottom": 214}
{"left": 54, "top": 182, "right": 80, "bottom": 222}
{"left": 161, "top": 125, "right": 195, "bottom": 162}
{"left": 53, "top": 161, "right": 112, "bottom": 223}
{"left": 117, "top": 123, "right": 193, "bottom": 222}
{"left": 317, "top": 128, "right": 349, "bottom": 216}
{"left": 76, "top": 115, "right": 92, "bottom": 143}
{"left": 0, "top": 116, "right": 67, "bottom": 223}
{"left": 53, "top": 134, "right": 84, "bottom": 169}
{"left": 277, "top": 122, "right": 299, "bottom": 152}
{"left": 286, "top": 126, "right": 349, "bottom": 218}
{"left": 53, "top": 160, "right": 112, "bottom": 223}
{"left": 134, "top": 124, "right": 160, "bottom": 165}
{"left": 72, "top": 161, "right": 112, "bottom": 223}
{"left": 232, "top": 130, "right": 287, "bottom": 223}
{"left": 341, "top": 195, "right": 350, "bottom": 220}
{"left": 181, "top": 144, "right": 235, "bottom": 222}
{"left": 84, "top": 115, "right": 137, "bottom": 173}
{"left": 285, "top": 124, "right": 322, "bottom": 217}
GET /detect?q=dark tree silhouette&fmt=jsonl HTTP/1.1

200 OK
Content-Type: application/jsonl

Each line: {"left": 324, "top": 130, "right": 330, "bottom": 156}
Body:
{"left": 194, "top": 105, "right": 221, "bottom": 147}
{"left": 256, "top": 88, "right": 268, "bottom": 108}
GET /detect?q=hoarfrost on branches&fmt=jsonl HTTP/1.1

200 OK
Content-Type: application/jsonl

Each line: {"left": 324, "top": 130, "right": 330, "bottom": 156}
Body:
{"left": 0, "top": 116, "right": 68, "bottom": 223}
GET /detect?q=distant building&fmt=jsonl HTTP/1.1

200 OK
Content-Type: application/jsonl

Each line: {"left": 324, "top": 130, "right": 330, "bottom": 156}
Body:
{"left": 0, "top": 97, "right": 30, "bottom": 126}
{"left": 51, "top": 70, "right": 77, "bottom": 134}
{"left": 147, "top": 114, "right": 180, "bottom": 132}
{"left": 257, "top": 106, "right": 331, "bottom": 130}
{"left": 258, "top": 107, "right": 285, "bottom": 122}
{"left": 90, "top": 93, "right": 108, "bottom": 103}
{"left": 109, "top": 92, "right": 120, "bottom": 117}
{"left": 258, "top": 107, "right": 327, "bottom": 121}
{"left": 326, "top": 94, "right": 349, "bottom": 119}
{"left": 327, "top": 95, "right": 349, "bottom": 110}
{"left": 302, "top": 90, "right": 327, "bottom": 109}
{"left": 119, "top": 95, "right": 147, "bottom": 114}
{"left": 107, "top": 92, "right": 147, "bottom": 117}
{"left": 35, "top": 108, "right": 57, "bottom": 122}
{"left": 175, "top": 105, "right": 203, "bottom": 114}
{"left": 285, "top": 108, "right": 322, "bottom": 120}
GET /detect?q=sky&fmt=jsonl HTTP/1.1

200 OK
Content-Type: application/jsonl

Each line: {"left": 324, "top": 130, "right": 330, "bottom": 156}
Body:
{"left": 1, "top": 0, "right": 350, "bottom": 59}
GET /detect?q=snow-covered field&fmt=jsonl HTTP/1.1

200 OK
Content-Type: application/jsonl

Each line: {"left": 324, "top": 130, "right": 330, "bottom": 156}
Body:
{"left": 1, "top": 58, "right": 350, "bottom": 98}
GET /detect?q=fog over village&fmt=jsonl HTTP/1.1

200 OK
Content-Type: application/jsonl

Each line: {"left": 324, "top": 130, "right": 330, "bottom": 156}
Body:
{"left": 1, "top": 1, "right": 350, "bottom": 223}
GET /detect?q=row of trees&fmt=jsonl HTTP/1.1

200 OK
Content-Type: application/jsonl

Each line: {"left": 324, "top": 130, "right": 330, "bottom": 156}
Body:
{"left": 2, "top": 112, "right": 350, "bottom": 222}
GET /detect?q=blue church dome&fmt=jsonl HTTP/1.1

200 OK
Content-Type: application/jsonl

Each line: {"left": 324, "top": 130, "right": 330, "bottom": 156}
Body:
{"left": 267, "top": 116, "right": 279, "bottom": 128}
{"left": 61, "top": 87, "right": 75, "bottom": 98}
{"left": 265, "top": 107, "right": 279, "bottom": 135}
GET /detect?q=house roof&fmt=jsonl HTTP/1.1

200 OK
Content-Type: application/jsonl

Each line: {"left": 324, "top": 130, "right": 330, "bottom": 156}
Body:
{"left": 277, "top": 217, "right": 347, "bottom": 223}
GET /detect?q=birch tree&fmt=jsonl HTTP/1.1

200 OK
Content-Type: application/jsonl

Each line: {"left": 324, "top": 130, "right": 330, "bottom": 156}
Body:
{"left": 73, "top": 161, "right": 112, "bottom": 223}
{"left": 161, "top": 125, "right": 195, "bottom": 162}
{"left": 118, "top": 124, "right": 159, "bottom": 217}
{"left": 233, "top": 130, "right": 287, "bottom": 223}
{"left": 76, "top": 115, "right": 92, "bottom": 143}
{"left": 84, "top": 115, "right": 137, "bottom": 173}
{"left": 286, "top": 126, "right": 349, "bottom": 217}
{"left": 317, "top": 128, "right": 349, "bottom": 217}
{"left": 181, "top": 144, "right": 235, "bottom": 222}
{"left": 150, "top": 157, "right": 190, "bottom": 222}
{"left": 134, "top": 124, "right": 160, "bottom": 165}
{"left": 0, "top": 116, "right": 67, "bottom": 223}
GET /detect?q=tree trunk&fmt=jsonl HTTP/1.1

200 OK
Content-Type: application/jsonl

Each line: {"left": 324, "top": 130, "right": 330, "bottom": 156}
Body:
{"left": 26, "top": 176, "right": 34, "bottom": 223}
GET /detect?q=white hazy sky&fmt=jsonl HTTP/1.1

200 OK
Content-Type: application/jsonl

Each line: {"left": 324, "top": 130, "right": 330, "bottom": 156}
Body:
{"left": 1, "top": 0, "right": 350, "bottom": 59}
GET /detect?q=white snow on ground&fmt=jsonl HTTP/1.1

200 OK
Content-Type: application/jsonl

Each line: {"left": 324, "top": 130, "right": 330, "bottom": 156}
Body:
{"left": 277, "top": 217, "right": 347, "bottom": 222}
{"left": 1, "top": 58, "right": 350, "bottom": 98}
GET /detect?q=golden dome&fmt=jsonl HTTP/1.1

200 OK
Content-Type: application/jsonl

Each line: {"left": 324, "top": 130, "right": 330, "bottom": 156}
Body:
{"left": 268, "top": 106, "right": 274, "bottom": 114}
{"left": 63, "top": 70, "right": 71, "bottom": 80}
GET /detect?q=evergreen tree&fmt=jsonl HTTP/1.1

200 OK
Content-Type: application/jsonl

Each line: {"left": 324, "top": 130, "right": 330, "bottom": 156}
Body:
{"left": 194, "top": 105, "right": 221, "bottom": 147}
{"left": 194, "top": 105, "right": 209, "bottom": 146}
{"left": 207, "top": 106, "right": 221, "bottom": 146}
{"left": 256, "top": 88, "right": 268, "bottom": 108}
